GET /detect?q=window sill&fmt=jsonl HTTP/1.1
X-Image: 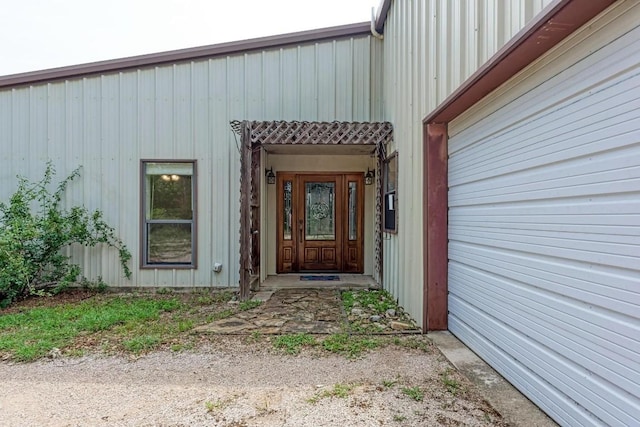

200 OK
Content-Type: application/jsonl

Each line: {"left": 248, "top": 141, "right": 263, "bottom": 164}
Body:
{"left": 141, "top": 264, "right": 197, "bottom": 270}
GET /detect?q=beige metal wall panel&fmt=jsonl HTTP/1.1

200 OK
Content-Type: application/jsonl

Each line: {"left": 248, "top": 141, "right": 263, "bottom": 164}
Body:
{"left": 381, "top": 0, "right": 552, "bottom": 327}
{"left": 448, "top": 2, "right": 640, "bottom": 424}
{"left": 0, "top": 34, "right": 376, "bottom": 288}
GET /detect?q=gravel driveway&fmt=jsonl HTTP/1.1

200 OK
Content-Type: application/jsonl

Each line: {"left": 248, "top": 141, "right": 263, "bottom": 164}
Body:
{"left": 1, "top": 337, "right": 506, "bottom": 426}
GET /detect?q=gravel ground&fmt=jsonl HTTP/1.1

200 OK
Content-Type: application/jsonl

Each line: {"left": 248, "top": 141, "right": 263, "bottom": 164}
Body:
{"left": 0, "top": 337, "right": 506, "bottom": 427}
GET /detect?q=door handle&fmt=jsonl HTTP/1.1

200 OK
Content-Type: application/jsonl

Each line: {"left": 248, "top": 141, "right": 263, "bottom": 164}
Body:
{"left": 299, "top": 219, "right": 303, "bottom": 242}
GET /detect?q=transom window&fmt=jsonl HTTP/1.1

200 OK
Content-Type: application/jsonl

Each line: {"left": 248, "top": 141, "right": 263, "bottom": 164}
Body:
{"left": 141, "top": 161, "right": 196, "bottom": 267}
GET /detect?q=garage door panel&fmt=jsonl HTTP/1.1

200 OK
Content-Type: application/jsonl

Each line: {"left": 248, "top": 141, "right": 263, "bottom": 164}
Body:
{"left": 448, "top": 193, "right": 640, "bottom": 215}
{"left": 449, "top": 264, "right": 640, "bottom": 355}
{"left": 450, "top": 224, "right": 638, "bottom": 251}
{"left": 450, "top": 116, "right": 640, "bottom": 186}
{"left": 448, "top": 243, "right": 639, "bottom": 307}
{"left": 449, "top": 270, "right": 640, "bottom": 395}
{"left": 449, "top": 227, "right": 637, "bottom": 268}
{"left": 450, "top": 219, "right": 639, "bottom": 237}
{"left": 450, "top": 145, "right": 640, "bottom": 200}
{"left": 449, "top": 62, "right": 640, "bottom": 180}
{"left": 449, "top": 295, "right": 639, "bottom": 427}
{"left": 448, "top": 315, "right": 592, "bottom": 426}
{"left": 447, "top": 6, "right": 640, "bottom": 425}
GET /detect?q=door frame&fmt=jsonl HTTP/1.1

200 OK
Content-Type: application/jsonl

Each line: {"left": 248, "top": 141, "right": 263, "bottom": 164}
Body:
{"left": 276, "top": 171, "right": 364, "bottom": 273}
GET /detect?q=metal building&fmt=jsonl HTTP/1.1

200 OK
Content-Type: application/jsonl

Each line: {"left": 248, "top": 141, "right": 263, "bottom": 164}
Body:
{"left": 1, "top": 1, "right": 639, "bottom": 424}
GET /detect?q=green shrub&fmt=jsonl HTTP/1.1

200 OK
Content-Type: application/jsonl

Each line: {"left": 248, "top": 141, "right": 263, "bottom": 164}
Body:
{"left": 0, "top": 162, "right": 131, "bottom": 307}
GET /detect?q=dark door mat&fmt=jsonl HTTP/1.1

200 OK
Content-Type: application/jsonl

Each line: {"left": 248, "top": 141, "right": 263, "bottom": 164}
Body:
{"left": 300, "top": 275, "right": 340, "bottom": 281}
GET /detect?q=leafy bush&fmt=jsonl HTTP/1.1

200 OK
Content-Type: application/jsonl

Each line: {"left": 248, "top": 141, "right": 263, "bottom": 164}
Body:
{"left": 0, "top": 162, "right": 131, "bottom": 307}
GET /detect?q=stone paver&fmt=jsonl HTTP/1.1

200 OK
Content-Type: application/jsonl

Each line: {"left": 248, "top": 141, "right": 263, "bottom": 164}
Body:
{"left": 194, "top": 289, "right": 346, "bottom": 334}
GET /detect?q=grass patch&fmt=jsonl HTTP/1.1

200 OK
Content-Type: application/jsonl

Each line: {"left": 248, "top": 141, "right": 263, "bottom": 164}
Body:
{"left": 381, "top": 379, "right": 397, "bottom": 388}
{"left": 401, "top": 386, "right": 424, "bottom": 402}
{"left": 391, "top": 336, "right": 433, "bottom": 352}
{"left": 341, "top": 289, "right": 415, "bottom": 334}
{"left": 342, "top": 289, "right": 397, "bottom": 314}
{"left": 0, "top": 296, "right": 179, "bottom": 361}
{"left": 321, "top": 333, "right": 379, "bottom": 359}
{"left": 308, "top": 383, "right": 354, "bottom": 404}
{"left": 441, "top": 368, "right": 462, "bottom": 395}
{"left": 273, "top": 333, "right": 316, "bottom": 355}
{"left": 123, "top": 335, "right": 161, "bottom": 353}
{"left": 0, "top": 290, "right": 247, "bottom": 361}
{"left": 238, "top": 299, "right": 262, "bottom": 311}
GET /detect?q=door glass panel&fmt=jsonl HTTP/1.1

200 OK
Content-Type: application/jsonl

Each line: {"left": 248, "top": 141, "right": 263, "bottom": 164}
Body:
{"left": 348, "top": 181, "right": 357, "bottom": 240}
{"left": 305, "top": 182, "right": 335, "bottom": 240}
{"left": 283, "top": 180, "right": 292, "bottom": 240}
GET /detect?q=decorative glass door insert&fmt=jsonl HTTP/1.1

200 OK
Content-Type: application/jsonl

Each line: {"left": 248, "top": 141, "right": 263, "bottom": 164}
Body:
{"left": 305, "top": 182, "right": 335, "bottom": 240}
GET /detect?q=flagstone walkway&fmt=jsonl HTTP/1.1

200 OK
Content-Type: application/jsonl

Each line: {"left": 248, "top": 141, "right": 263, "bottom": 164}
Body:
{"left": 194, "top": 289, "right": 346, "bottom": 334}
{"left": 193, "top": 288, "right": 421, "bottom": 335}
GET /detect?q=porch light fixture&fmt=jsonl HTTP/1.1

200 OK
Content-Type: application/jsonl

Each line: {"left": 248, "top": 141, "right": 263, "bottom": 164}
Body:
{"left": 265, "top": 167, "right": 276, "bottom": 184}
{"left": 365, "top": 168, "right": 375, "bottom": 185}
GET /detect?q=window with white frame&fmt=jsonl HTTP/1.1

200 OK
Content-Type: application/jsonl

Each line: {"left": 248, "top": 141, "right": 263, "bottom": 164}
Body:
{"left": 383, "top": 153, "right": 397, "bottom": 233}
{"left": 141, "top": 161, "right": 196, "bottom": 267}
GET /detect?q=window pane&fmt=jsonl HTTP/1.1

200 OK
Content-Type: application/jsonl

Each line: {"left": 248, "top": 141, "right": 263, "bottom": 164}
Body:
{"left": 348, "top": 181, "right": 357, "bottom": 241}
{"left": 283, "top": 180, "right": 292, "bottom": 240}
{"left": 305, "top": 182, "right": 335, "bottom": 241}
{"left": 148, "top": 223, "right": 192, "bottom": 264}
{"left": 385, "top": 156, "right": 397, "bottom": 192}
{"left": 146, "top": 166, "right": 193, "bottom": 220}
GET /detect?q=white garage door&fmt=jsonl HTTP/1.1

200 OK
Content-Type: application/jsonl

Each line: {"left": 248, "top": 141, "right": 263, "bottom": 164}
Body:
{"left": 447, "top": 3, "right": 640, "bottom": 426}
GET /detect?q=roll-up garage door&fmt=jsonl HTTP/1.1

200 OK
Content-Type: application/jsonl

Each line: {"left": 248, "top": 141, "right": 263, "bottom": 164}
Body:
{"left": 447, "top": 3, "right": 640, "bottom": 426}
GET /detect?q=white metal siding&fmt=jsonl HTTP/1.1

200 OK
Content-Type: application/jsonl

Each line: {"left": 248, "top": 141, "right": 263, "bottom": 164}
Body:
{"left": 381, "top": 0, "right": 552, "bottom": 327}
{"left": 0, "top": 35, "right": 379, "bottom": 288}
{"left": 448, "top": 2, "right": 640, "bottom": 425}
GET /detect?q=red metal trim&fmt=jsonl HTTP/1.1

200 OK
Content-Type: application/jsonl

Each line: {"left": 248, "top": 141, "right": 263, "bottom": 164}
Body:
{"left": 422, "top": 0, "right": 616, "bottom": 125}
{"left": 423, "top": 123, "right": 448, "bottom": 331}
{"left": 0, "top": 22, "right": 371, "bottom": 88}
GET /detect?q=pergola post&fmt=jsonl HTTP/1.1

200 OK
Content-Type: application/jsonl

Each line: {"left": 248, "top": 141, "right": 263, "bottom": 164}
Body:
{"left": 239, "top": 121, "right": 252, "bottom": 300}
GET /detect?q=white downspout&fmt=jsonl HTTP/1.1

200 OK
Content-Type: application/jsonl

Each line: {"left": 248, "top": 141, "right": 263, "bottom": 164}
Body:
{"left": 370, "top": 7, "right": 383, "bottom": 39}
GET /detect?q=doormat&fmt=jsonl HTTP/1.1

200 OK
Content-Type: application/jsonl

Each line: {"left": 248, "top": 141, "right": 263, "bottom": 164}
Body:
{"left": 300, "top": 275, "right": 340, "bottom": 281}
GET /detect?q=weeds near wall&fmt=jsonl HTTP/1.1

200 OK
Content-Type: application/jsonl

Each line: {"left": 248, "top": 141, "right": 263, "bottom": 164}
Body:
{"left": 0, "top": 161, "right": 131, "bottom": 307}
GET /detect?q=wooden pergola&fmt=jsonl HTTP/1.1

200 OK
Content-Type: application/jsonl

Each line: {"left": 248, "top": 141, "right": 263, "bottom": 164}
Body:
{"left": 231, "top": 120, "right": 393, "bottom": 299}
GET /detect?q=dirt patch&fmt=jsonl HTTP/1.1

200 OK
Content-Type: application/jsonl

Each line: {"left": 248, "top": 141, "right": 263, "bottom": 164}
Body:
{"left": 0, "top": 338, "right": 507, "bottom": 427}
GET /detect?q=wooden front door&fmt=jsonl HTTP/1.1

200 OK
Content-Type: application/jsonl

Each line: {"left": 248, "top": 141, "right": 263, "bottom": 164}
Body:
{"left": 277, "top": 172, "right": 364, "bottom": 273}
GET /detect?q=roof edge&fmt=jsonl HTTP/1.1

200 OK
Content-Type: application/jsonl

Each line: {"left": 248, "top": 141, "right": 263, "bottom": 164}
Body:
{"left": 423, "top": 0, "right": 617, "bottom": 125}
{"left": 0, "top": 22, "right": 371, "bottom": 89}
{"left": 374, "top": 0, "right": 392, "bottom": 33}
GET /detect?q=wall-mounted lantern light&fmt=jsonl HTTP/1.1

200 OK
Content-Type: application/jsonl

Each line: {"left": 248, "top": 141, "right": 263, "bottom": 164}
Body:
{"left": 265, "top": 167, "right": 276, "bottom": 184}
{"left": 365, "top": 168, "right": 375, "bottom": 185}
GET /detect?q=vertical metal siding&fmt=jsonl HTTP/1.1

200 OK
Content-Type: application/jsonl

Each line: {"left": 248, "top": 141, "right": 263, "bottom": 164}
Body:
{"left": 381, "top": 0, "right": 552, "bottom": 327}
{"left": 0, "top": 35, "right": 376, "bottom": 288}
{"left": 448, "top": 2, "right": 640, "bottom": 425}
